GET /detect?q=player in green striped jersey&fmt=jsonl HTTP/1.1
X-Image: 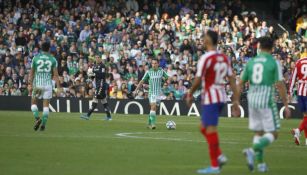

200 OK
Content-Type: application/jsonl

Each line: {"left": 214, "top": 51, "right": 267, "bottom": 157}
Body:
{"left": 28, "top": 42, "right": 61, "bottom": 131}
{"left": 134, "top": 59, "right": 168, "bottom": 129}
{"left": 236, "top": 37, "right": 291, "bottom": 172}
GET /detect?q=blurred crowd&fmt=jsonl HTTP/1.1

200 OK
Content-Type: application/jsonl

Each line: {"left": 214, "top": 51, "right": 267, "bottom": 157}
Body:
{"left": 0, "top": 0, "right": 306, "bottom": 101}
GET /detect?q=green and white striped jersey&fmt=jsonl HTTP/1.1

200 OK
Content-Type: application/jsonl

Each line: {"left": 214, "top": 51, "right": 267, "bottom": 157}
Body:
{"left": 142, "top": 68, "right": 168, "bottom": 96}
{"left": 241, "top": 52, "right": 283, "bottom": 108}
{"left": 31, "top": 53, "right": 58, "bottom": 87}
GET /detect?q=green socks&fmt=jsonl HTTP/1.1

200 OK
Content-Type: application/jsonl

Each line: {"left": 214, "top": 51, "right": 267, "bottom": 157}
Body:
{"left": 255, "top": 149, "right": 264, "bottom": 163}
{"left": 148, "top": 114, "right": 152, "bottom": 125}
{"left": 253, "top": 137, "right": 271, "bottom": 151}
{"left": 42, "top": 107, "right": 49, "bottom": 126}
{"left": 31, "top": 105, "right": 39, "bottom": 120}
{"left": 149, "top": 111, "right": 156, "bottom": 125}
{"left": 31, "top": 105, "right": 50, "bottom": 126}
{"left": 253, "top": 133, "right": 275, "bottom": 164}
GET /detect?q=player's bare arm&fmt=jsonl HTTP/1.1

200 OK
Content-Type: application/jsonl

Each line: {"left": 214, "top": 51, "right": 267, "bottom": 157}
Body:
{"left": 133, "top": 80, "right": 144, "bottom": 96}
{"left": 288, "top": 66, "right": 298, "bottom": 103}
{"left": 53, "top": 67, "right": 62, "bottom": 96}
{"left": 276, "top": 81, "right": 291, "bottom": 119}
{"left": 228, "top": 74, "right": 240, "bottom": 117}
{"left": 186, "top": 77, "right": 201, "bottom": 107}
{"left": 28, "top": 67, "right": 35, "bottom": 92}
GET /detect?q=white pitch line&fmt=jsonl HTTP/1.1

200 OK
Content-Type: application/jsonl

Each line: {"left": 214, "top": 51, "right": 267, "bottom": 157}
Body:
{"left": 115, "top": 132, "right": 202, "bottom": 143}
{"left": 0, "top": 133, "right": 115, "bottom": 139}
{"left": 115, "top": 132, "right": 239, "bottom": 144}
{"left": 115, "top": 132, "right": 307, "bottom": 149}
{"left": 1, "top": 132, "right": 305, "bottom": 149}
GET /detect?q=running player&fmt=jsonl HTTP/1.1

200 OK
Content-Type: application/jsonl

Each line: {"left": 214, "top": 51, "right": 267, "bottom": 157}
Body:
{"left": 134, "top": 58, "right": 168, "bottom": 129}
{"left": 289, "top": 56, "right": 307, "bottom": 145}
{"left": 186, "top": 30, "right": 240, "bottom": 174}
{"left": 236, "top": 37, "right": 291, "bottom": 172}
{"left": 81, "top": 56, "right": 112, "bottom": 120}
{"left": 29, "top": 42, "right": 61, "bottom": 131}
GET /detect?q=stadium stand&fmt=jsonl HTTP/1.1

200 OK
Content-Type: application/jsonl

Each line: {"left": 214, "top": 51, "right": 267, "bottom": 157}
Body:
{"left": 0, "top": 0, "right": 306, "bottom": 102}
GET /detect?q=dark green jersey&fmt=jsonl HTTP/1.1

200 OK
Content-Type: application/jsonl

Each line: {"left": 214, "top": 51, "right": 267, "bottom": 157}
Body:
{"left": 142, "top": 68, "right": 168, "bottom": 96}
{"left": 31, "top": 53, "right": 58, "bottom": 87}
{"left": 241, "top": 52, "right": 283, "bottom": 108}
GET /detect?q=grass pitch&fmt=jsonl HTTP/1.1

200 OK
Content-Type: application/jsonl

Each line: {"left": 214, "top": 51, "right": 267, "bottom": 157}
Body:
{"left": 0, "top": 111, "right": 306, "bottom": 175}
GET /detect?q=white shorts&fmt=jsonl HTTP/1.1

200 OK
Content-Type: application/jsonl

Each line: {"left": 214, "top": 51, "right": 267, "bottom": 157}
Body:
{"left": 149, "top": 95, "right": 161, "bottom": 105}
{"left": 33, "top": 85, "right": 53, "bottom": 100}
{"left": 248, "top": 107, "right": 280, "bottom": 132}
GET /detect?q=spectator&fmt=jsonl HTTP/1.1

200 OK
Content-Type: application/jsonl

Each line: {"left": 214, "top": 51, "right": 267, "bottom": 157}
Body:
{"left": 0, "top": 0, "right": 304, "bottom": 102}
{"left": 296, "top": 14, "right": 307, "bottom": 38}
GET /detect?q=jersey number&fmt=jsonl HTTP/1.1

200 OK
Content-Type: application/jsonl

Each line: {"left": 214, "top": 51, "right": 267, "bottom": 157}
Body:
{"left": 37, "top": 60, "right": 52, "bottom": 72}
{"left": 301, "top": 65, "right": 307, "bottom": 78}
{"left": 252, "top": 63, "right": 264, "bottom": 84}
{"left": 214, "top": 62, "right": 227, "bottom": 84}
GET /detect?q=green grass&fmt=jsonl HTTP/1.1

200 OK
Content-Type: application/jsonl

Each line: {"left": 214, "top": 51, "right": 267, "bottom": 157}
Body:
{"left": 0, "top": 111, "right": 306, "bottom": 175}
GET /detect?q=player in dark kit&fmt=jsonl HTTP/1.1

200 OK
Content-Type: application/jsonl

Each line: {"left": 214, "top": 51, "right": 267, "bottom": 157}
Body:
{"left": 81, "top": 56, "right": 112, "bottom": 120}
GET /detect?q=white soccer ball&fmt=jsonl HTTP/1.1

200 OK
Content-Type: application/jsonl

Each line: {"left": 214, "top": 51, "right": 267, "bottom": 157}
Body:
{"left": 166, "top": 120, "right": 176, "bottom": 130}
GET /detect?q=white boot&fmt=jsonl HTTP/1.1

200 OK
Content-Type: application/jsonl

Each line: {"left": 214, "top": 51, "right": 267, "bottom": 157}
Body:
{"left": 291, "top": 128, "right": 301, "bottom": 145}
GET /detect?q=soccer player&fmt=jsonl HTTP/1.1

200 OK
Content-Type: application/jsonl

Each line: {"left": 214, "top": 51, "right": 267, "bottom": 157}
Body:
{"left": 186, "top": 30, "right": 240, "bottom": 174}
{"left": 28, "top": 42, "right": 61, "bottom": 131}
{"left": 134, "top": 58, "right": 168, "bottom": 129}
{"left": 289, "top": 56, "right": 307, "bottom": 145}
{"left": 236, "top": 37, "right": 291, "bottom": 172}
{"left": 81, "top": 56, "right": 112, "bottom": 120}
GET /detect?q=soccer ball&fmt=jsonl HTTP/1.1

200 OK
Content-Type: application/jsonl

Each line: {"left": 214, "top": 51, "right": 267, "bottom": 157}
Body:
{"left": 166, "top": 120, "right": 176, "bottom": 130}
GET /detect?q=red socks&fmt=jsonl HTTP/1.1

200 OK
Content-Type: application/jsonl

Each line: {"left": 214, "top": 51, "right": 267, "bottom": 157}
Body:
{"left": 299, "top": 116, "right": 307, "bottom": 138}
{"left": 200, "top": 127, "right": 220, "bottom": 168}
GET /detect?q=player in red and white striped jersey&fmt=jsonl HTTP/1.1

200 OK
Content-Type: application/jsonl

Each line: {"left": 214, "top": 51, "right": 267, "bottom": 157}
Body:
{"left": 186, "top": 31, "right": 240, "bottom": 174}
{"left": 289, "top": 57, "right": 307, "bottom": 96}
{"left": 289, "top": 57, "right": 307, "bottom": 145}
{"left": 196, "top": 50, "right": 233, "bottom": 105}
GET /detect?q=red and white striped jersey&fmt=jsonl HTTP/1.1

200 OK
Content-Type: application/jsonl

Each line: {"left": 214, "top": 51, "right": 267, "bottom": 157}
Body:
{"left": 289, "top": 57, "right": 307, "bottom": 96}
{"left": 196, "top": 51, "right": 233, "bottom": 105}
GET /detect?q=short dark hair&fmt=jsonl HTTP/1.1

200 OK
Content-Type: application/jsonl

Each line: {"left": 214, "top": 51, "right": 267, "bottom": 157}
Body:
{"left": 258, "top": 37, "right": 273, "bottom": 50}
{"left": 151, "top": 58, "right": 159, "bottom": 63}
{"left": 41, "top": 42, "right": 50, "bottom": 52}
{"left": 206, "top": 30, "right": 218, "bottom": 46}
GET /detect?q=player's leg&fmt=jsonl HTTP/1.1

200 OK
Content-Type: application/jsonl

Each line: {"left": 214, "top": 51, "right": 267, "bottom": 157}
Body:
{"left": 255, "top": 108, "right": 279, "bottom": 150}
{"left": 149, "top": 102, "right": 157, "bottom": 129}
{"left": 31, "top": 87, "right": 43, "bottom": 131}
{"left": 81, "top": 97, "right": 98, "bottom": 120}
{"left": 252, "top": 131, "right": 276, "bottom": 173}
{"left": 40, "top": 99, "right": 50, "bottom": 131}
{"left": 302, "top": 113, "right": 307, "bottom": 145}
{"left": 31, "top": 98, "right": 39, "bottom": 119}
{"left": 88, "top": 98, "right": 98, "bottom": 117}
{"left": 197, "top": 103, "right": 224, "bottom": 174}
{"left": 101, "top": 97, "right": 112, "bottom": 120}
{"left": 252, "top": 107, "right": 279, "bottom": 172}
{"left": 40, "top": 86, "right": 52, "bottom": 131}
{"left": 31, "top": 96, "right": 41, "bottom": 131}
{"left": 252, "top": 132, "right": 264, "bottom": 168}
{"left": 292, "top": 96, "right": 307, "bottom": 145}
{"left": 147, "top": 95, "right": 157, "bottom": 129}
{"left": 243, "top": 107, "right": 262, "bottom": 172}
{"left": 150, "top": 96, "right": 161, "bottom": 128}
{"left": 81, "top": 87, "right": 101, "bottom": 120}
{"left": 200, "top": 124, "right": 227, "bottom": 169}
